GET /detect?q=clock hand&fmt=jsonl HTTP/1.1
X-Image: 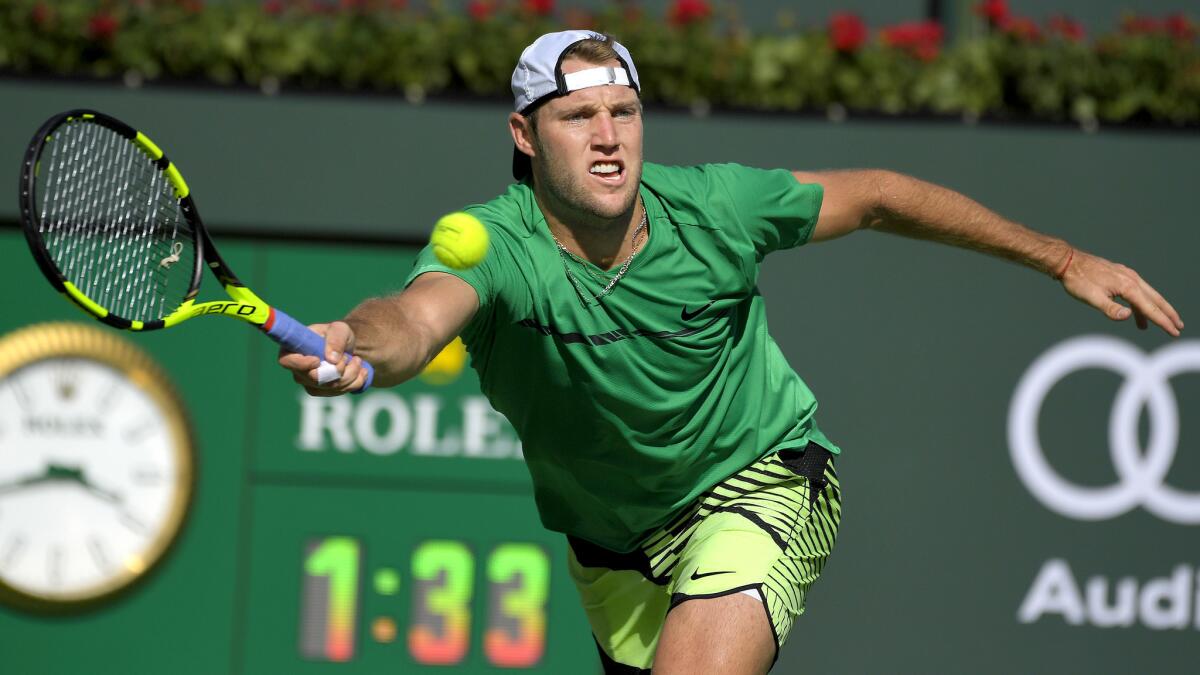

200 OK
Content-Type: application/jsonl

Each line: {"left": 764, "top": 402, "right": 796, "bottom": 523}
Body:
{"left": 0, "top": 466, "right": 56, "bottom": 497}
{"left": 47, "top": 463, "right": 124, "bottom": 504}
{"left": 0, "top": 464, "right": 122, "bottom": 504}
{"left": 46, "top": 463, "right": 85, "bottom": 482}
{"left": 75, "top": 469, "right": 124, "bottom": 505}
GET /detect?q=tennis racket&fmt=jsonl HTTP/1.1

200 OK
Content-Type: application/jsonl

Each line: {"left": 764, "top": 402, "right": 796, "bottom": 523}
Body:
{"left": 18, "top": 109, "right": 373, "bottom": 389}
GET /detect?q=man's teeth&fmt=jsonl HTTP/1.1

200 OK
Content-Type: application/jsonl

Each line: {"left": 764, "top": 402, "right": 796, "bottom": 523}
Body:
{"left": 590, "top": 163, "right": 620, "bottom": 175}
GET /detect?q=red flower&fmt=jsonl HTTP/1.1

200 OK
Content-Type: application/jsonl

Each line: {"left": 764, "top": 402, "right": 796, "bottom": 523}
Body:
{"left": 881, "top": 21, "right": 943, "bottom": 47}
{"left": 1165, "top": 13, "right": 1196, "bottom": 41}
{"left": 975, "top": 0, "right": 1009, "bottom": 26}
{"left": 467, "top": 0, "right": 494, "bottom": 21}
{"left": 1001, "top": 15, "right": 1041, "bottom": 41}
{"left": 881, "top": 20, "right": 943, "bottom": 59}
{"left": 88, "top": 12, "right": 119, "bottom": 41}
{"left": 829, "top": 12, "right": 868, "bottom": 53}
{"left": 1121, "top": 15, "right": 1162, "bottom": 35}
{"left": 668, "top": 0, "right": 711, "bottom": 26}
{"left": 31, "top": 2, "right": 52, "bottom": 26}
{"left": 262, "top": 0, "right": 284, "bottom": 14}
{"left": 522, "top": 0, "right": 554, "bottom": 16}
{"left": 1047, "top": 15, "right": 1084, "bottom": 42}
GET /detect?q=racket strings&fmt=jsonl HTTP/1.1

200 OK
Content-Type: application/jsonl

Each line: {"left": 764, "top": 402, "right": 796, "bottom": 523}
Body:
{"left": 48, "top": 122, "right": 184, "bottom": 319}
{"left": 36, "top": 120, "right": 197, "bottom": 323}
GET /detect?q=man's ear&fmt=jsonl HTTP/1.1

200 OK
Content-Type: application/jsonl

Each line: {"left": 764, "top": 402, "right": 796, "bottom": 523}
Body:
{"left": 509, "top": 112, "right": 536, "bottom": 159}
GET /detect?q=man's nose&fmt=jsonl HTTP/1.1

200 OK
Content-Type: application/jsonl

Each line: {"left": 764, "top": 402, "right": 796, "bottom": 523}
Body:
{"left": 591, "top": 114, "right": 618, "bottom": 149}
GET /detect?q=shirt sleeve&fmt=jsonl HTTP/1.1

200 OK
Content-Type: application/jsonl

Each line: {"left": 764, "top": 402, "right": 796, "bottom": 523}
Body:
{"left": 703, "top": 163, "right": 824, "bottom": 258}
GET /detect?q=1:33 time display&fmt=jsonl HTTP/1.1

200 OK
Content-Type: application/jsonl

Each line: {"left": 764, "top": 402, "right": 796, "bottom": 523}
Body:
{"left": 300, "top": 537, "right": 550, "bottom": 668}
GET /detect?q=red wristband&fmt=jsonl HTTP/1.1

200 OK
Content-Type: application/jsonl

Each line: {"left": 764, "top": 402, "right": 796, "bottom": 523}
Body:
{"left": 1054, "top": 248, "right": 1074, "bottom": 280}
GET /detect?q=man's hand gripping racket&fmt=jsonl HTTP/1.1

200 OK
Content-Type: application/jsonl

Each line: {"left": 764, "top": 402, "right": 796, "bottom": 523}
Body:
{"left": 18, "top": 109, "right": 373, "bottom": 391}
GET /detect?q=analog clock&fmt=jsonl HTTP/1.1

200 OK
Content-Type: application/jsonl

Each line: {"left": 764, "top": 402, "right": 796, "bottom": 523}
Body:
{"left": 0, "top": 323, "right": 194, "bottom": 612}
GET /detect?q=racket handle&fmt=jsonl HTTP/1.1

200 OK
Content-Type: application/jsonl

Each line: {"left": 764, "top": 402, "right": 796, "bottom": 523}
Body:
{"left": 265, "top": 308, "right": 375, "bottom": 391}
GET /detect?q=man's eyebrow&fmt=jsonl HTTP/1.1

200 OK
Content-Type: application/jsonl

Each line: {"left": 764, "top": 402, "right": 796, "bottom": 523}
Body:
{"left": 555, "top": 100, "right": 640, "bottom": 118}
{"left": 557, "top": 103, "right": 598, "bottom": 117}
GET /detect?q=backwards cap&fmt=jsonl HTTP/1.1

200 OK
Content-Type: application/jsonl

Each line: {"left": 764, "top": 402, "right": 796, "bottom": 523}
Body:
{"left": 510, "top": 30, "right": 640, "bottom": 180}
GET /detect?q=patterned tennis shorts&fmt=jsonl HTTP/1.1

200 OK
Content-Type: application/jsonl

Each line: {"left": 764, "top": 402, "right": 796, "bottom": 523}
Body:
{"left": 567, "top": 442, "right": 843, "bottom": 672}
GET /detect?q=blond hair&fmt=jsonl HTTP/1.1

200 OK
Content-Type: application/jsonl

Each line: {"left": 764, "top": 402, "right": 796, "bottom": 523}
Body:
{"left": 561, "top": 35, "right": 621, "bottom": 64}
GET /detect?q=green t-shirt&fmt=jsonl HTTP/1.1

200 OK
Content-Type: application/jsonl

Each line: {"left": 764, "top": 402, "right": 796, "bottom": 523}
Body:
{"left": 405, "top": 162, "right": 838, "bottom": 552}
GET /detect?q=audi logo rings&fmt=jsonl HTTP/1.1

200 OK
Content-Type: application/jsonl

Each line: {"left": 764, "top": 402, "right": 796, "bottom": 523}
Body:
{"left": 1009, "top": 335, "right": 1200, "bottom": 525}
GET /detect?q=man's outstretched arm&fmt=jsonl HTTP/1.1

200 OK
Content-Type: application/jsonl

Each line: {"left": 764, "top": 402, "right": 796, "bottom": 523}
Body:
{"left": 794, "top": 169, "right": 1184, "bottom": 337}
{"left": 278, "top": 271, "right": 479, "bottom": 394}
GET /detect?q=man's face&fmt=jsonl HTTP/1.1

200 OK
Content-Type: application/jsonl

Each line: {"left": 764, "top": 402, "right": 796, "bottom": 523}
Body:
{"left": 525, "top": 57, "right": 644, "bottom": 224}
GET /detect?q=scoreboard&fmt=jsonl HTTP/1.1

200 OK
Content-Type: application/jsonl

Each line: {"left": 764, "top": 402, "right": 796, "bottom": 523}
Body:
{"left": 240, "top": 484, "right": 579, "bottom": 673}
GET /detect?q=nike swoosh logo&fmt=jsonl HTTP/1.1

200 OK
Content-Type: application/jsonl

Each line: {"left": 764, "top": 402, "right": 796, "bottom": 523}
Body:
{"left": 690, "top": 569, "right": 735, "bottom": 581}
{"left": 680, "top": 301, "right": 714, "bottom": 321}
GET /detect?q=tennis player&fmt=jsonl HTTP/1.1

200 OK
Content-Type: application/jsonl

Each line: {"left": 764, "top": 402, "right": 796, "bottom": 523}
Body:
{"left": 279, "top": 31, "right": 1183, "bottom": 674}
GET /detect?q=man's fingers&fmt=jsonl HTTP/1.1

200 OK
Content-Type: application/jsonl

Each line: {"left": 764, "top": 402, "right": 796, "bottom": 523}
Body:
{"left": 1140, "top": 302, "right": 1181, "bottom": 336}
{"left": 1138, "top": 278, "right": 1184, "bottom": 331}
{"left": 279, "top": 322, "right": 330, "bottom": 371}
{"left": 349, "top": 357, "right": 369, "bottom": 391}
{"left": 1080, "top": 285, "right": 1131, "bottom": 322}
{"left": 1118, "top": 268, "right": 1182, "bottom": 336}
{"left": 274, "top": 320, "right": 365, "bottom": 396}
{"left": 1142, "top": 303, "right": 1179, "bottom": 336}
{"left": 293, "top": 368, "right": 336, "bottom": 396}
{"left": 1107, "top": 303, "right": 1131, "bottom": 321}
{"left": 1069, "top": 257, "right": 1183, "bottom": 337}
{"left": 300, "top": 354, "right": 363, "bottom": 394}
{"left": 1100, "top": 296, "right": 1131, "bottom": 321}
{"left": 1133, "top": 307, "right": 1148, "bottom": 331}
{"left": 1117, "top": 286, "right": 1181, "bottom": 337}
{"left": 323, "top": 321, "right": 357, "bottom": 364}
{"left": 1121, "top": 285, "right": 1149, "bottom": 330}
{"left": 341, "top": 356, "right": 363, "bottom": 389}
{"left": 352, "top": 360, "right": 369, "bottom": 391}
{"left": 279, "top": 353, "right": 321, "bottom": 372}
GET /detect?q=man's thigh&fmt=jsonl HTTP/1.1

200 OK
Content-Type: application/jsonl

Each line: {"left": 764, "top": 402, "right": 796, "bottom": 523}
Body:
{"left": 654, "top": 592, "right": 775, "bottom": 674}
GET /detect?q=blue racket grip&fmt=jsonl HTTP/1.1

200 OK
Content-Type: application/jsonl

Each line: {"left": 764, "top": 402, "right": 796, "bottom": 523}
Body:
{"left": 265, "top": 308, "right": 375, "bottom": 391}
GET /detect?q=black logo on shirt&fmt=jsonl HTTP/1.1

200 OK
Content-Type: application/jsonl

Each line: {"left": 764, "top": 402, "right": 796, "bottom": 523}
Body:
{"left": 680, "top": 301, "right": 714, "bottom": 321}
{"left": 517, "top": 306, "right": 731, "bottom": 347}
{"left": 690, "top": 569, "right": 735, "bottom": 580}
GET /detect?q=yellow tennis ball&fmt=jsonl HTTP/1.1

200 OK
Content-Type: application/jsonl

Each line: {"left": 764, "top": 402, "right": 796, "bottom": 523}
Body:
{"left": 431, "top": 211, "right": 489, "bottom": 270}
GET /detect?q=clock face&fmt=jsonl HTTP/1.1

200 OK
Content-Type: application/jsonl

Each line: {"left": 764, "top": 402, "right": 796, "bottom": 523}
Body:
{"left": 0, "top": 324, "right": 193, "bottom": 610}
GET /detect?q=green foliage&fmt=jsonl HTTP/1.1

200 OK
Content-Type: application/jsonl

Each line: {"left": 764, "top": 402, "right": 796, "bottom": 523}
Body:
{"left": 1, "top": 0, "right": 1197, "bottom": 126}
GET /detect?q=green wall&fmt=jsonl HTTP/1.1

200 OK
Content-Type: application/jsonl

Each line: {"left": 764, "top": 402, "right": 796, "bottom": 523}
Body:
{"left": 1, "top": 77, "right": 1197, "bottom": 672}
{"left": 3, "top": 77, "right": 1195, "bottom": 243}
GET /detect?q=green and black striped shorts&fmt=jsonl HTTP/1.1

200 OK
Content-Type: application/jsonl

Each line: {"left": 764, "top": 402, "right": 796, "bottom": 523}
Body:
{"left": 567, "top": 443, "right": 843, "bottom": 672}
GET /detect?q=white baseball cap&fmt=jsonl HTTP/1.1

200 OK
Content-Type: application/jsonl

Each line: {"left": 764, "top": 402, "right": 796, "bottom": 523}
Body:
{"left": 510, "top": 30, "right": 641, "bottom": 179}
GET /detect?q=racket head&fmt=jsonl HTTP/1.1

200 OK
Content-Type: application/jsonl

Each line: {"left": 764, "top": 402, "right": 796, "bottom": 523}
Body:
{"left": 18, "top": 109, "right": 204, "bottom": 331}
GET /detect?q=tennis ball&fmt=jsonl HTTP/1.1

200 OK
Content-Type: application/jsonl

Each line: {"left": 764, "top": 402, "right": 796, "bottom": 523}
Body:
{"left": 431, "top": 211, "right": 489, "bottom": 270}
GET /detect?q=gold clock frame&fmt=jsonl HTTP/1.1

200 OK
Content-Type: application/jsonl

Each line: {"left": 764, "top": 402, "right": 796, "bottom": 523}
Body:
{"left": 0, "top": 322, "right": 195, "bottom": 613}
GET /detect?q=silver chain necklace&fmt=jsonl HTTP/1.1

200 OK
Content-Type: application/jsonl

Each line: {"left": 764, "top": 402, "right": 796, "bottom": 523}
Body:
{"left": 552, "top": 203, "right": 648, "bottom": 304}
